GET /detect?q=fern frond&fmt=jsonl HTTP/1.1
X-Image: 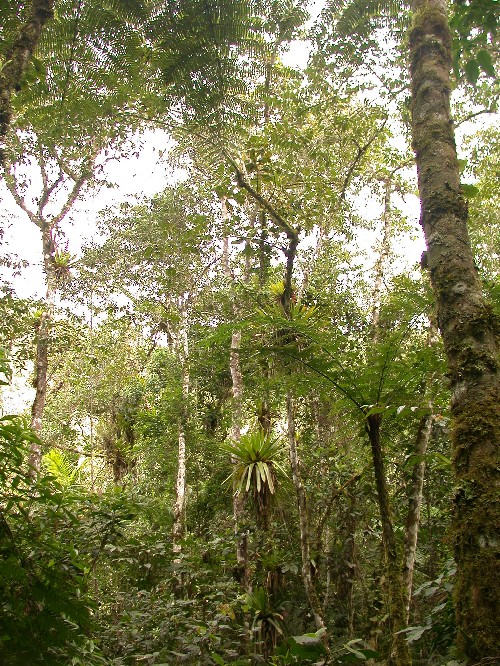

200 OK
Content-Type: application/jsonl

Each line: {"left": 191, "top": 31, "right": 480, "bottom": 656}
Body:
{"left": 325, "top": 0, "right": 410, "bottom": 33}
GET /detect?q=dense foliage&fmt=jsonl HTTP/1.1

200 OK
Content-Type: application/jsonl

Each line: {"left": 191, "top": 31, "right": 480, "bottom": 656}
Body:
{"left": 0, "top": 1, "right": 498, "bottom": 665}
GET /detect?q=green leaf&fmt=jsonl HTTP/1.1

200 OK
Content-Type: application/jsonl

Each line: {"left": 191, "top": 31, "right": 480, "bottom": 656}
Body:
{"left": 245, "top": 464, "right": 253, "bottom": 492}
{"left": 461, "top": 183, "right": 479, "bottom": 198}
{"left": 396, "top": 624, "right": 430, "bottom": 643}
{"left": 464, "top": 59, "right": 480, "bottom": 85}
{"left": 292, "top": 628, "right": 326, "bottom": 645}
{"left": 476, "top": 50, "right": 496, "bottom": 78}
{"left": 211, "top": 655, "right": 226, "bottom": 666}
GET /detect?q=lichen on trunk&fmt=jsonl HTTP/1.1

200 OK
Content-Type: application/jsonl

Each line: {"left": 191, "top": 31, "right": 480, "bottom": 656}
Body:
{"left": 409, "top": 1, "right": 500, "bottom": 660}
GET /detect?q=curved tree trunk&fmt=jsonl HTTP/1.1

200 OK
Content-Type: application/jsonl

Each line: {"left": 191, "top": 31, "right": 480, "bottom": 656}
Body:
{"left": 0, "top": 0, "right": 54, "bottom": 166}
{"left": 409, "top": 3, "right": 500, "bottom": 661}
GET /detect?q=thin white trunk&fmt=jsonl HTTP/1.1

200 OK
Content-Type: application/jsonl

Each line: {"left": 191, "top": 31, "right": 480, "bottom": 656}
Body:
{"left": 222, "top": 211, "right": 250, "bottom": 589}
{"left": 403, "top": 412, "right": 433, "bottom": 622}
{"left": 172, "top": 301, "right": 190, "bottom": 555}
{"left": 372, "top": 178, "right": 392, "bottom": 333}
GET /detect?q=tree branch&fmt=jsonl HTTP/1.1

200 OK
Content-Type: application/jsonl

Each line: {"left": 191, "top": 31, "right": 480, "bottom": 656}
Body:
{"left": 340, "top": 116, "right": 388, "bottom": 201}
{"left": 228, "top": 156, "right": 300, "bottom": 242}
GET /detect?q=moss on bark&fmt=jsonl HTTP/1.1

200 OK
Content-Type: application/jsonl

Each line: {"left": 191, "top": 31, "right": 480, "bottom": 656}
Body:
{"left": 409, "top": 1, "right": 500, "bottom": 662}
{"left": 0, "top": 0, "right": 54, "bottom": 163}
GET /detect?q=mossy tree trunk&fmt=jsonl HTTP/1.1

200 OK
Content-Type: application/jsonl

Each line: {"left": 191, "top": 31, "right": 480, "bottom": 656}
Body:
{"left": 0, "top": 0, "right": 54, "bottom": 167}
{"left": 409, "top": 2, "right": 500, "bottom": 660}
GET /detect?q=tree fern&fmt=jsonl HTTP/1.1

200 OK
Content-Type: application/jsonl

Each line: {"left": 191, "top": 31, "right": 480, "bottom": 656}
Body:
{"left": 43, "top": 448, "right": 86, "bottom": 487}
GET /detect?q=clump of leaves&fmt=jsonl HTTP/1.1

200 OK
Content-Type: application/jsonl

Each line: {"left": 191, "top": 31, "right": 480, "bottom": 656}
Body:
{"left": 397, "top": 560, "right": 457, "bottom": 657}
{"left": 243, "top": 586, "right": 285, "bottom": 658}
{"left": 43, "top": 448, "right": 87, "bottom": 487}
{"left": 222, "top": 431, "right": 287, "bottom": 495}
{"left": 51, "top": 248, "right": 77, "bottom": 282}
{"left": 221, "top": 430, "right": 288, "bottom": 528}
{"left": 0, "top": 414, "right": 104, "bottom": 665}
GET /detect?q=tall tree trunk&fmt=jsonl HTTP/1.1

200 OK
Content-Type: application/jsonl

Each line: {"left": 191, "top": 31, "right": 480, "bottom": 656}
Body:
{"left": 228, "top": 329, "right": 250, "bottom": 588}
{"left": 28, "top": 225, "right": 56, "bottom": 475}
{"left": 172, "top": 302, "right": 189, "bottom": 558}
{"left": 366, "top": 175, "right": 411, "bottom": 664}
{"left": 287, "top": 392, "right": 328, "bottom": 638}
{"left": 409, "top": 3, "right": 500, "bottom": 660}
{"left": 403, "top": 412, "right": 433, "bottom": 622}
{"left": 336, "top": 492, "right": 358, "bottom": 637}
{"left": 372, "top": 177, "right": 392, "bottom": 335}
{"left": 0, "top": 0, "right": 54, "bottom": 167}
{"left": 366, "top": 414, "right": 412, "bottom": 666}
{"left": 222, "top": 226, "right": 251, "bottom": 591}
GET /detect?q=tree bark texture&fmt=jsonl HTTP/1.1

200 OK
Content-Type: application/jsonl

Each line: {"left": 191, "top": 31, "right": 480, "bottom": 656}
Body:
{"left": 403, "top": 412, "right": 433, "bottom": 622}
{"left": 367, "top": 414, "right": 412, "bottom": 666}
{"left": 409, "top": 3, "right": 500, "bottom": 660}
{"left": 0, "top": 0, "right": 54, "bottom": 165}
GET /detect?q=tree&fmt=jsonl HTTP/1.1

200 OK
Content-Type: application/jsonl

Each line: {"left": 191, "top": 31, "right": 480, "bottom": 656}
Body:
{"left": 409, "top": 2, "right": 499, "bottom": 660}
{"left": 3, "top": 136, "right": 99, "bottom": 474}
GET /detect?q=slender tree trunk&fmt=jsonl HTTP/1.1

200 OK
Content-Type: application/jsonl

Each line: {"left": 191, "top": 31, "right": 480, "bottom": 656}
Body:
{"left": 28, "top": 225, "right": 56, "bottom": 475}
{"left": 409, "top": 3, "right": 500, "bottom": 660}
{"left": 366, "top": 177, "right": 410, "bottom": 664}
{"left": 172, "top": 302, "right": 189, "bottom": 557}
{"left": 403, "top": 412, "right": 433, "bottom": 622}
{"left": 338, "top": 492, "right": 358, "bottom": 637}
{"left": 372, "top": 178, "right": 392, "bottom": 334}
{"left": 287, "top": 392, "right": 327, "bottom": 638}
{"left": 222, "top": 225, "right": 251, "bottom": 591}
{"left": 0, "top": 0, "right": 54, "bottom": 166}
{"left": 366, "top": 414, "right": 412, "bottom": 666}
{"left": 229, "top": 329, "right": 251, "bottom": 589}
